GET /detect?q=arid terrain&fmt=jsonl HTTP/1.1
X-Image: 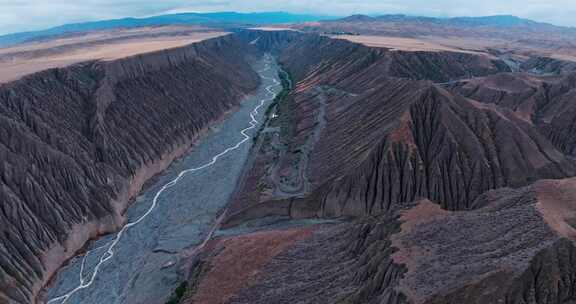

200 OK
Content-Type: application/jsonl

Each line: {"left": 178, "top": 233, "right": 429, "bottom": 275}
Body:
{"left": 293, "top": 15, "right": 576, "bottom": 72}
{"left": 330, "top": 35, "right": 489, "bottom": 54}
{"left": 186, "top": 27, "right": 576, "bottom": 304}
{"left": 0, "top": 26, "right": 227, "bottom": 83}
{"left": 1, "top": 11, "right": 576, "bottom": 304}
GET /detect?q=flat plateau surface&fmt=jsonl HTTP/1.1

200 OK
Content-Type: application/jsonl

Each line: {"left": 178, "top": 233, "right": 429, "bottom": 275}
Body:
{"left": 331, "top": 34, "right": 488, "bottom": 55}
{"left": 247, "top": 27, "right": 297, "bottom": 31}
{"left": 0, "top": 27, "right": 228, "bottom": 83}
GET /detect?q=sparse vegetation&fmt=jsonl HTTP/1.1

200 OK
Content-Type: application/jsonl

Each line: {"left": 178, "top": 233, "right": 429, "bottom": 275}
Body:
{"left": 265, "top": 67, "right": 293, "bottom": 117}
{"left": 165, "top": 282, "right": 188, "bottom": 304}
{"left": 254, "top": 66, "right": 294, "bottom": 144}
{"left": 256, "top": 181, "right": 270, "bottom": 193}
{"left": 169, "top": 260, "right": 211, "bottom": 303}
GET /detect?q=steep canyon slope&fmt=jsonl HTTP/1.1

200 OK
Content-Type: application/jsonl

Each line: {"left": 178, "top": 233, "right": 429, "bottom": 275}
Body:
{"left": 3, "top": 27, "right": 576, "bottom": 304}
{"left": 187, "top": 179, "right": 576, "bottom": 304}
{"left": 0, "top": 34, "right": 260, "bottom": 303}
{"left": 225, "top": 30, "right": 575, "bottom": 223}
{"left": 447, "top": 72, "right": 576, "bottom": 156}
{"left": 180, "top": 30, "right": 576, "bottom": 304}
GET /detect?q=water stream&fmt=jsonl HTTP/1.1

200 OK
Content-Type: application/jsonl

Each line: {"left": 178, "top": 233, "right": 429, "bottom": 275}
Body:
{"left": 45, "top": 56, "right": 281, "bottom": 304}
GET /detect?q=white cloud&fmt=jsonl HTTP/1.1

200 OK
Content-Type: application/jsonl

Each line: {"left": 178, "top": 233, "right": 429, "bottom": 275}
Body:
{"left": 0, "top": 0, "right": 574, "bottom": 35}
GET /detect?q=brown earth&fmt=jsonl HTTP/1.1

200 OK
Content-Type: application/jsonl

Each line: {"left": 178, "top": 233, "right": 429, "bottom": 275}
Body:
{"left": 182, "top": 29, "right": 576, "bottom": 304}
{"left": 0, "top": 27, "right": 228, "bottom": 83}
{"left": 182, "top": 227, "right": 316, "bottom": 304}
{"left": 292, "top": 16, "right": 576, "bottom": 65}
{"left": 189, "top": 178, "right": 576, "bottom": 304}
{"left": 331, "top": 35, "right": 490, "bottom": 55}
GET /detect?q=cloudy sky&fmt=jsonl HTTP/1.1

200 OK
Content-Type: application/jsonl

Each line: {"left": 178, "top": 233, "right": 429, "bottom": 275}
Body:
{"left": 1, "top": 0, "right": 575, "bottom": 35}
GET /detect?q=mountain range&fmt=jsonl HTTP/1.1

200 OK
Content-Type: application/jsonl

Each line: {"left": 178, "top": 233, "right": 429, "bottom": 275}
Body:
{"left": 3, "top": 13, "right": 576, "bottom": 48}
{"left": 0, "top": 11, "right": 332, "bottom": 47}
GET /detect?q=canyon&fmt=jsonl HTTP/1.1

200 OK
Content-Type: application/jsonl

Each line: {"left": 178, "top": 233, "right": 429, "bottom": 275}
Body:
{"left": 45, "top": 56, "right": 282, "bottom": 304}
{"left": 1, "top": 14, "right": 576, "bottom": 304}
{"left": 186, "top": 30, "right": 576, "bottom": 303}
{"left": 0, "top": 32, "right": 262, "bottom": 303}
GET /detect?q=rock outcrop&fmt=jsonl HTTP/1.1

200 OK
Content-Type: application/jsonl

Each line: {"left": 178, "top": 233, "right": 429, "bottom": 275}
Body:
{"left": 188, "top": 178, "right": 576, "bottom": 304}
{"left": 170, "top": 30, "right": 576, "bottom": 304}
{"left": 225, "top": 30, "right": 575, "bottom": 225}
{"left": 0, "top": 34, "right": 259, "bottom": 303}
{"left": 239, "top": 30, "right": 511, "bottom": 83}
{"left": 447, "top": 72, "right": 576, "bottom": 156}
{"left": 520, "top": 56, "right": 576, "bottom": 75}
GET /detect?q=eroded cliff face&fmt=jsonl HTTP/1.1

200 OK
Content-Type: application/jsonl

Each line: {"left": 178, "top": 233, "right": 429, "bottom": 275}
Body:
{"left": 447, "top": 72, "right": 576, "bottom": 157}
{"left": 225, "top": 30, "right": 575, "bottom": 225}
{"left": 521, "top": 56, "right": 576, "bottom": 75}
{"left": 239, "top": 30, "right": 511, "bottom": 83}
{"left": 287, "top": 83, "right": 575, "bottom": 217}
{"left": 188, "top": 179, "right": 576, "bottom": 304}
{"left": 177, "top": 31, "right": 576, "bottom": 304}
{"left": 0, "top": 34, "right": 260, "bottom": 303}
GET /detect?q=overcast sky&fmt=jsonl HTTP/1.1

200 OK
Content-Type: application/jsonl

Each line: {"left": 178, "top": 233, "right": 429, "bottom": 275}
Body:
{"left": 1, "top": 0, "right": 575, "bottom": 35}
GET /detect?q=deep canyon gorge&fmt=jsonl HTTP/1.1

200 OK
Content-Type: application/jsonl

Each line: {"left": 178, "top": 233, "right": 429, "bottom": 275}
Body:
{"left": 2, "top": 23, "right": 576, "bottom": 304}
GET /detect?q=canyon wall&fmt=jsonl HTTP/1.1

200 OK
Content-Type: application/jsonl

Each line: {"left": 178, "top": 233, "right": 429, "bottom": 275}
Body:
{"left": 239, "top": 30, "right": 510, "bottom": 83}
{"left": 191, "top": 179, "right": 576, "bottom": 304}
{"left": 226, "top": 30, "right": 576, "bottom": 223}
{"left": 187, "top": 30, "right": 576, "bottom": 304}
{"left": 0, "top": 34, "right": 259, "bottom": 303}
{"left": 447, "top": 72, "right": 576, "bottom": 157}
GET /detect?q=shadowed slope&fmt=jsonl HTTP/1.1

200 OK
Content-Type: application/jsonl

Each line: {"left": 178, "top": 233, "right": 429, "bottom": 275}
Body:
{"left": 189, "top": 178, "right": 576, "bottom": 304}
{"left": 224, "top": 31, "right": 575, "bottom": 226}
{"left": 0, "top": 35, "right": 259, "bottom": 303}
{"left": 448, "top": 72, "right": 576, "bottom": 156}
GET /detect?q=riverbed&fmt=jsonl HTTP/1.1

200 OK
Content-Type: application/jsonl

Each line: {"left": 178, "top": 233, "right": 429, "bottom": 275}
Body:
{"left": 45, "top": 56, "right": 281, "bottom": 304}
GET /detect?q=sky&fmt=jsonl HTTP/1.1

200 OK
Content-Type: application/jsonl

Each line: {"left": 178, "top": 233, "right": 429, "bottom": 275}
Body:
{"left": 1, "top": 0, "right": 575, "bottom": 35}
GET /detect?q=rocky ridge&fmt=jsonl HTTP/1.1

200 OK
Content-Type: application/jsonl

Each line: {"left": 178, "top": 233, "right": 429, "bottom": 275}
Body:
{"left": 186, "top": 178, "right": 576, "bottom": 304}
{"left": 225, "top": 30, "right": 575, "bottom": 224}
{"left": 179, "top": 30, "right": 576, "bottom": 304}
{"left": 0, "top": 34, "right": 260, "bottom": 303}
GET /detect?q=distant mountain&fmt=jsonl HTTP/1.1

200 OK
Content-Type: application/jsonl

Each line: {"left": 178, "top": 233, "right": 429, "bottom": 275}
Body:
{"left": 447, "top": 15, "right": 539, "bottom": 27}
{"left": 338, "top": 14, "right": 376, "bottom": 23}
{"left": 335, "top": 14, "right": 551, "bottom": 28}
{"left": 0, "top": 12, "right": 334, "bottom": 47}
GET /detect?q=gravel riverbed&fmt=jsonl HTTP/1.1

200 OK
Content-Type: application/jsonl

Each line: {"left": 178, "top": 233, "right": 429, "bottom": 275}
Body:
{"left": 45, "top": 57, "right": 281, "bottom": 304}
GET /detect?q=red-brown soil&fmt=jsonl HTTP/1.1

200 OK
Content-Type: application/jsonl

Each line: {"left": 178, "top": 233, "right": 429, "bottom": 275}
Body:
{"left": 184, "top": 227, "right": 316, "bottom": 304}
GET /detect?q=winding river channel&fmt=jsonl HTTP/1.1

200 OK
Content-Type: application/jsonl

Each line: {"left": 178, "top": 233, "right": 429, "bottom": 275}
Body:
{"left": 45, "top": 56, "right": 281, "bottom": 304}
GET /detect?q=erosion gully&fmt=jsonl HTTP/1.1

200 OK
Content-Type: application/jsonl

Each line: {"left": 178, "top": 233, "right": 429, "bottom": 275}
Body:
{"left": 43, "top": 55, "right": 282, "bottom": 304}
